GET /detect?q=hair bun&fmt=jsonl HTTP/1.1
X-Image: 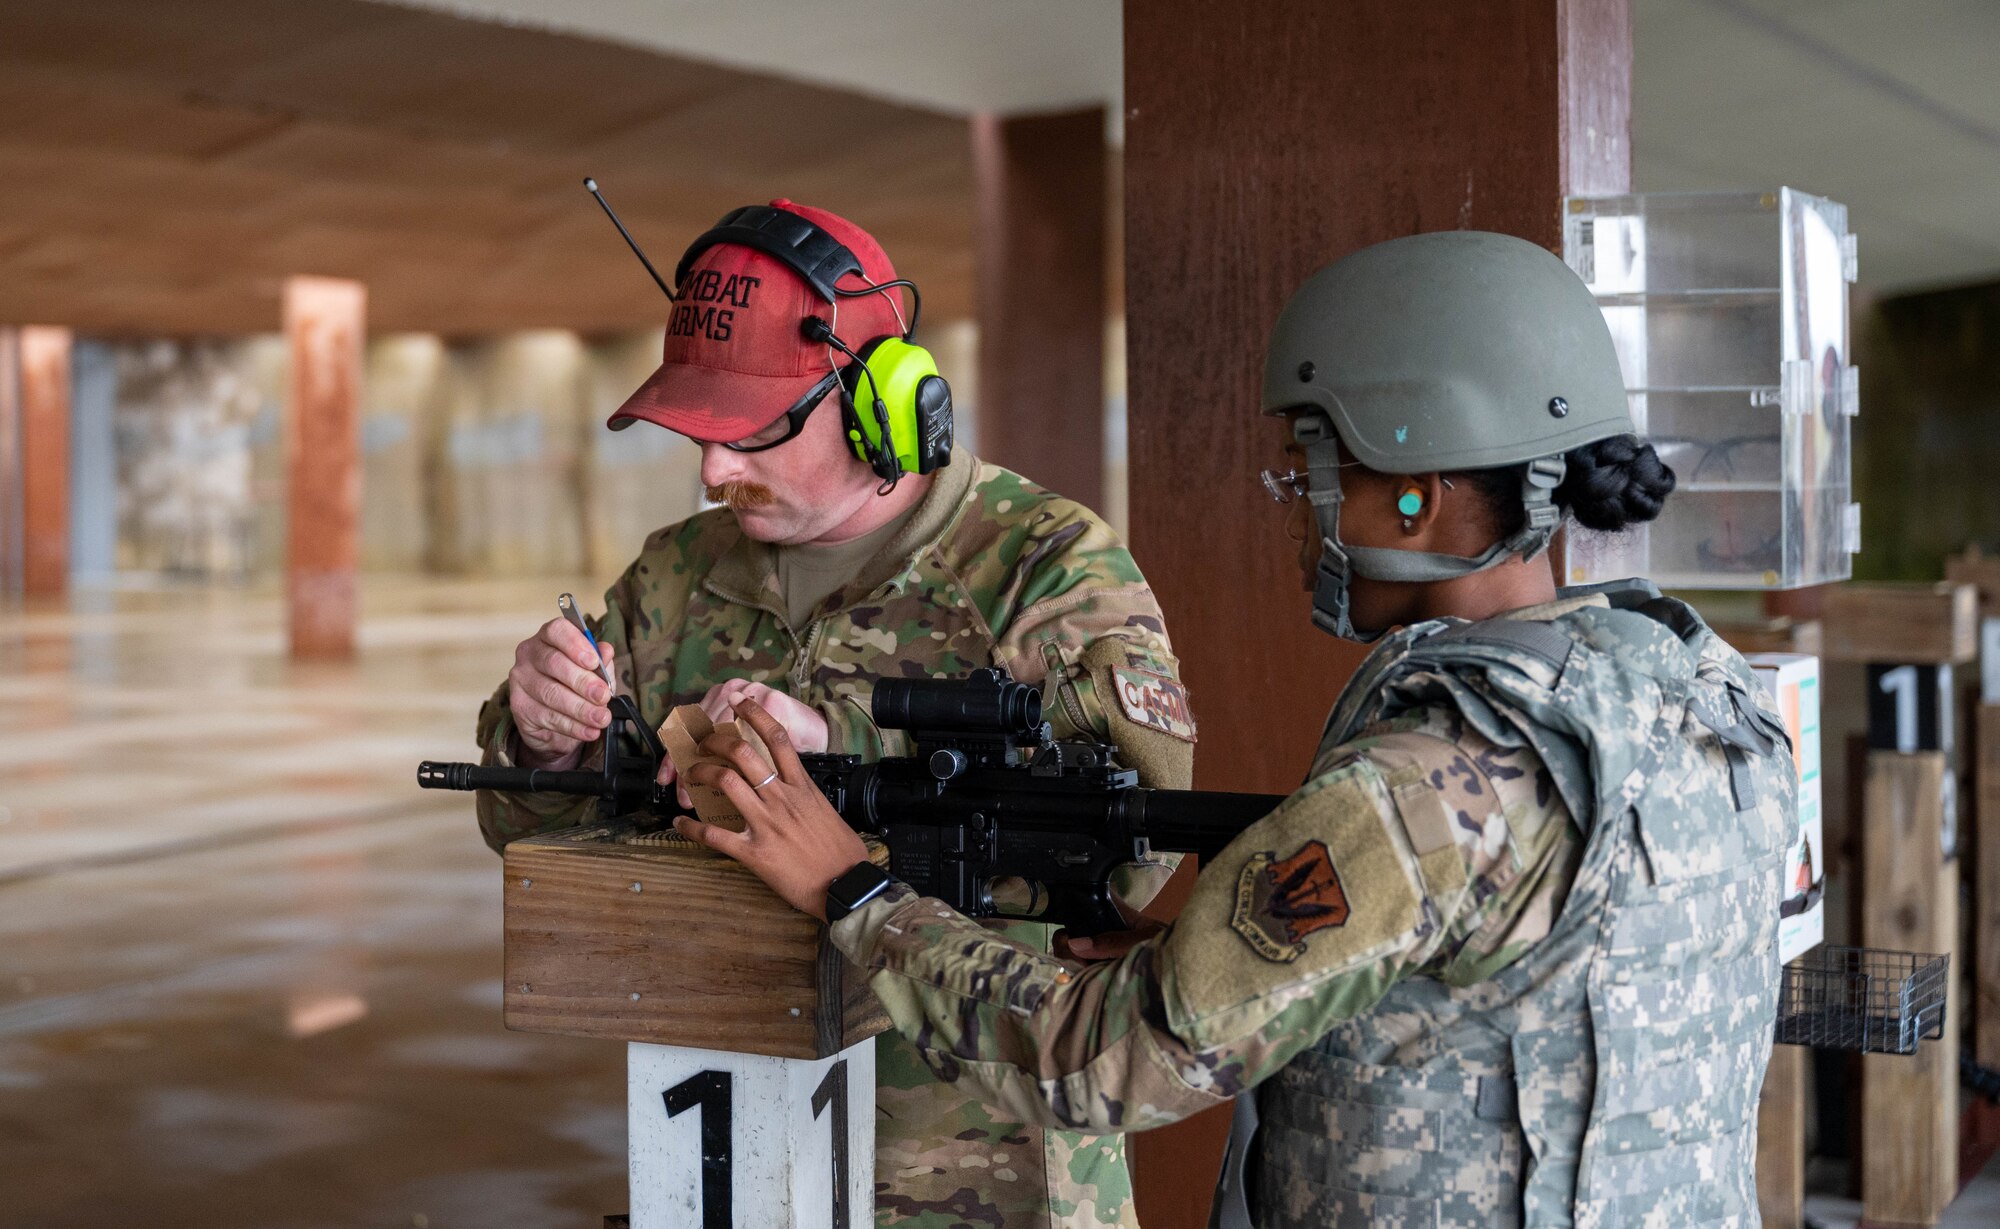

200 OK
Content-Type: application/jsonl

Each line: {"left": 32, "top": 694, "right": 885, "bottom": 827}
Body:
{"left": 1556, "top": 436, "right": 1676, "bottom": 532}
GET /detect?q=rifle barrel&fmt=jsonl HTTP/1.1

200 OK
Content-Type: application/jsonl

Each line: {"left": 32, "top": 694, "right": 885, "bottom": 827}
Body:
{"left": 417, "top": 760, "right": 612, "bottom": 796}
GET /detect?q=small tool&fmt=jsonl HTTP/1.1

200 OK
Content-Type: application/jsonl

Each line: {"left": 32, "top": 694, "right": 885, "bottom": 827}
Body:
{"left": 558, "top": 593, "right": 616, "bottom": 693}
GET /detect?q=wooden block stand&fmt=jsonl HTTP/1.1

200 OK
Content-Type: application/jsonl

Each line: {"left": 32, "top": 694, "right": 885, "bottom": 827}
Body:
{"left": 1943, "top": 547, "right": 2000, "bottom": 618}
{"left": 1757, "top": 1045, "right": 1809, "bottom": 1229}
{"left": 1861, "top": 753, "right": 1960, "bottom": 1226}
{"left": 1830, "top": 583, "right": 1972, "bottom": 1228}
{"left": 504, "top": 822, "right": 895, "bottom": 1229}
{"left": 1823, "top": 583, "right": 1977, "bottom": 667}
{"left": 503, "top": 820, "right": 890, "bottom": 1059}
{"left": 1981, "top": 699, "right": 2000, "bottom": 1120}
{"left": 1952, "top": 547, "right": 2000, "bottom": 1182}
{"left": 1948, "top": 553, "right": 2000, "bottom": 1085}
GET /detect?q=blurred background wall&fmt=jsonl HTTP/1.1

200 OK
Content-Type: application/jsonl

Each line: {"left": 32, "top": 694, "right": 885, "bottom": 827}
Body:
{"left": 56, "top": 324, "right": 1011, "bottom": 586}
{"left": 1854, "top": 285, "right": 2000, "bottom": 582}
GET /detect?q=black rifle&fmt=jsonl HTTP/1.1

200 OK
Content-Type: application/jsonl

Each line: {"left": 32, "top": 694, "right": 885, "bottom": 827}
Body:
{"left": 418, "top": 669, "right": 1283, "bottom": 934}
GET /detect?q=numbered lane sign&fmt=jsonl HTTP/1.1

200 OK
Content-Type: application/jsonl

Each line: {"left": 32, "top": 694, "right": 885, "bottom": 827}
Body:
{"left": 1866, "top": 662, "right": 1954, "bottom": 754}
{"left": 629, "top": 1038, "right": 874, "bottom": 1229}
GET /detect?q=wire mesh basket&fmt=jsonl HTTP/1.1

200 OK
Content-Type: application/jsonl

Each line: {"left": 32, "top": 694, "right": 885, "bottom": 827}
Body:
{"left": 1774, "top": 945, "right": 1949, "bottom": 1054}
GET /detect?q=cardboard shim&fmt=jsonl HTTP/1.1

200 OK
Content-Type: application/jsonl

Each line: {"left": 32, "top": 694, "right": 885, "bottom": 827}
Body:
{"left": 659, "top": 705, "right": 775, "bottom": 833}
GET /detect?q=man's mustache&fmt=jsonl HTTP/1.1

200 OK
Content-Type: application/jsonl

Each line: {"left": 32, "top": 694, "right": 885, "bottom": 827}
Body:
{"left": 707, "top": 481, "right": 777, "bottom": 510}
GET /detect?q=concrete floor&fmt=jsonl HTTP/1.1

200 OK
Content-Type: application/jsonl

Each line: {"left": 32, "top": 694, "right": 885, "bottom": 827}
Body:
{"left": 4, "top": 576, "right": 1996, "bottom": 1228}
{"left": 0, "top": 577, "right": 627, "bottom": 1228}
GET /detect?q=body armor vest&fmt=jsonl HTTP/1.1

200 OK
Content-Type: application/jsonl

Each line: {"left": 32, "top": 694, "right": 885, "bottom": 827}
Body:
{"left": 1251, "top": 584, "right": 1795, "bottom": 1228}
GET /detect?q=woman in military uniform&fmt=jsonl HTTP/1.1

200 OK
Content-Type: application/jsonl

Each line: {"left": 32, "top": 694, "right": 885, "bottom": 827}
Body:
{"left": 676, "top": 231, "right": 1797, "bottom": 1229}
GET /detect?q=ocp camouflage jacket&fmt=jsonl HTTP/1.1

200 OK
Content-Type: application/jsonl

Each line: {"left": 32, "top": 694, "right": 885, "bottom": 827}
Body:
{"left": 474, "top": 452, "right": 1195, "bottom": 1229}
{"left": 829, "top": 586, "right": 1794, "bottom": 1228}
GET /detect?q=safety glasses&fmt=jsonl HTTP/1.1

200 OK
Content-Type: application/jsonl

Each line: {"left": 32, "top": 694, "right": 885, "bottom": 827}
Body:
{"left": 1260, "top": 457, "right": 1366, "bottom": 504}
{"left": 721, "top": 369, "right": 845, "bottom": 453}
{"left": 1260, "top": 468, "right": 1309, "bottom": 504}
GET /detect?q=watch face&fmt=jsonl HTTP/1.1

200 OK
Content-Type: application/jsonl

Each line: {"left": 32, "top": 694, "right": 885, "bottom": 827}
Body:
{"left": 828, "top": 862, "right": 890, "bottom": 921}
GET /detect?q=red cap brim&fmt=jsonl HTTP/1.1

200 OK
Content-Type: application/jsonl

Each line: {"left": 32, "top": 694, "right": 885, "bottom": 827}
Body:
{"left": 606, "top": 359, "right": 829, "bottom": 443}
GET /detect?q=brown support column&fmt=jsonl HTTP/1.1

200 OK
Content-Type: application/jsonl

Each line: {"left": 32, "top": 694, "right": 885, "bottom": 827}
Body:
{"left": 0, "top": 328, "right": 20, "bottom": 597}
{"left": 285, "top": 276, "right": 365, "bottom": 660}
{"left": 1122, "top": 4, "right": 1630, "bottom": 1226}
{"left": 19, "top": 327, "right": 71, "bottom": 597}
{"left": 972, "top": 106, "right": 1106, "bottom": 509}
{"left": 1827, "top": 585, "right": 1973, "bottom": 1225}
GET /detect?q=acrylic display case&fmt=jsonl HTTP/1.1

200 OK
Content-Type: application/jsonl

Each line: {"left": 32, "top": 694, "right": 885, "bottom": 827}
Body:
{"left": 1561, "top": 189, "right": 1860, "bottom": 590}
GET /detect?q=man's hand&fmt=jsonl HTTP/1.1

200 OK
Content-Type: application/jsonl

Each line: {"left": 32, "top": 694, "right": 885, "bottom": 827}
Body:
{"left": 507, "top": 617, "right": 616, "bottom": 769}
{"left": 674, "top": 698, "right": 868, "bottom": 921}
{"left": 656, "top": 679, "right": 830, "bottom": 790}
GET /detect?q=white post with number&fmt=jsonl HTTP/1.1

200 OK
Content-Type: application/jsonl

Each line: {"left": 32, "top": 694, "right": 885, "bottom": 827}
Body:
{"left": 629, "top": 1038, "right": 875, "bottom": 1229}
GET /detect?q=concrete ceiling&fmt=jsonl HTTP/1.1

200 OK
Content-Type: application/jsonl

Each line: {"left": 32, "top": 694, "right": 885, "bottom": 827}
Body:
{"left": 1634, "top": 0, "right": 2000, "bottom": 295}
{"left": 0, "top": 0, "right": 974, "bottom": 335}
{"left": 419, "top": 0, "right": 2000, "bottom": 296}
{"left": 5, "top": 0, "right": 1996, "bottom": 338}
{"left": 395, "top": 0, "right": 1124, "bottom": 121}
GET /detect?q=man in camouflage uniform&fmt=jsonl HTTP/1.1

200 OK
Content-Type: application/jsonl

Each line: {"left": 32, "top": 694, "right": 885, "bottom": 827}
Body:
{"left": 676, "top": 232, "right": 1796, "bottom": 1228}
{"left": 474, "top": 198, "right": 1192, "bottom": 1229}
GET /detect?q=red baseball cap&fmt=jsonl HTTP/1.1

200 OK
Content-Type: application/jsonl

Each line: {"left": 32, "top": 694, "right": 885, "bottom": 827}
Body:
{"left": 607, "top": 199, "right": 909, "bottom": 442}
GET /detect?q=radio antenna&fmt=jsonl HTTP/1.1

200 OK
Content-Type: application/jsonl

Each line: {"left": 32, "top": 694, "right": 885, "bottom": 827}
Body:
{"left": 584, "top": 177, "right": 672, "bottom": 299}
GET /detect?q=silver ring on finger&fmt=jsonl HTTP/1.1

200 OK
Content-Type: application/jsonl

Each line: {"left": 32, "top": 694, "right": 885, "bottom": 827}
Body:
{"left": 751, "top": 770, "right": 780, "bottom": 791}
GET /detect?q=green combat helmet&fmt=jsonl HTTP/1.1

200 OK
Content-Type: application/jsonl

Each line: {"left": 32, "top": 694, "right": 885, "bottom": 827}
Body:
{"left": 1262, "top": 230, "right": 1634, "bottom": 641}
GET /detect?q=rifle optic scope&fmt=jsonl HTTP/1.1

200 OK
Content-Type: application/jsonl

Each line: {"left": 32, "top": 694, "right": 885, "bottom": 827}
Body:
{"left": 871, "top": 668, "right": 1041, "bottom": 738}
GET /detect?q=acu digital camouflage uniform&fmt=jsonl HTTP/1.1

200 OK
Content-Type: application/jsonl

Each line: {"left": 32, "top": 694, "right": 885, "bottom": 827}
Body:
{"left": 829, "top": 584, "right": 1795, "bottom": 1228}
{"left": 475, "top": 452, "right": 1193, "bottom": 1229}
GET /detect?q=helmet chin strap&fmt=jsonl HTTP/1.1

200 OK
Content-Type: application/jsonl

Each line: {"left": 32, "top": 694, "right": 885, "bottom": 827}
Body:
{"left": 1296, "top": 418, "right": 1566, "bottom": 642}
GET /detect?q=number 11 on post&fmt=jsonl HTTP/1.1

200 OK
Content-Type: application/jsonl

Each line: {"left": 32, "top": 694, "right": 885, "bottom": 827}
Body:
{"left": 629, "top": 1039, "right": 875, "bottom": 1229}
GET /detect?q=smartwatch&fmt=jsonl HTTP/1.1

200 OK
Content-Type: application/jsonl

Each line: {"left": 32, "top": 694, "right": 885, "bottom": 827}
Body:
{"left": 825, "top": 861, "right": 895, "bottom": 924}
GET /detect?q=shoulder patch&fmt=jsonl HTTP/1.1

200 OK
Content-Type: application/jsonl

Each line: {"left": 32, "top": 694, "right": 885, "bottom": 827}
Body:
{"left": 1111, "top": 665, "right": 1197, "bottom": 742}
{"left": 1231, "top": 840, "right": 1350, "bottom": 962}
{"left": 1161, "top": 763, "right": 1425, "bottom": 1047}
